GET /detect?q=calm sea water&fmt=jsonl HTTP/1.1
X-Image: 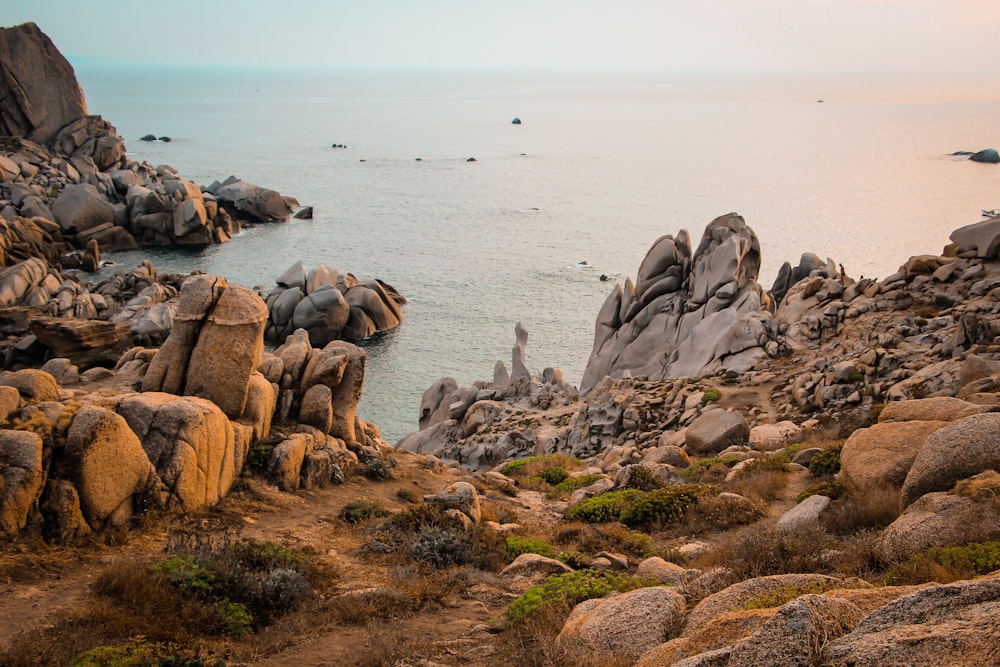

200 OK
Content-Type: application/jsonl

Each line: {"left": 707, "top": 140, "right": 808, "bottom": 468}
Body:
{"left": 75, "top": 66, "right": 1000, "bottom": 441}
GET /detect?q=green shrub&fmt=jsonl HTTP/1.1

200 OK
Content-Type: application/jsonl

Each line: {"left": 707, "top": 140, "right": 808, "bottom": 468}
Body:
{"left": 152, "top": 536, "right": 312, "bottom": 634}
{"left": 553, "top": 522, "right": 657, "bottom": 560}
{"left": 557, "top": 550, "right": 589, "bottom": 569}
{"left": 565, "top": 489, "right": 643, "bottom": 523}
{"left": 620, "top": 484, "right": 717, "bottom": 529}
{"left": 797, "top": 480, "right": 847, "bottom": 503}
{"left": 808, "top": 442, "right": 843, "bottom": 477}
{"left": 505, "top": 570, "right": 657, "bottom": 624}
{"left": 623, "top": 465, "right": 664, "bottom": 491}
{"left": 702, "top": 389, "right": 721, "bottom": 403}
{"left": 680, "top": 456, "right": 741, "bottom": 481}
{"left": 548, "top": 473, "right": 605, "bottom": 499}
{"left": 364, "top": 457, "right": 395, "bottom": 480}
{"left": 378, "top": 504, "right": 507, "bottom": 571}
{"left": 537, "top": 467, "right": 569, "bottom": 486}
{"left": 884, "top": 541, "right": 1000, "bottom": 585}
{"left": 506, "top": 536, "right": 555, "bottom": 560}
{"left": 247, "top": 438, "right": 279, "bottom": 474}
{"left": 341, "top": 500, "right": 389, "bottom": 524}
{"left": 500, "top": 454, "right": 581, "bottom": 478}
{"left": 71, "top": 637, "right": 227, "bottom": 667}
{"left": 741, "top": 579, "right": 846, "bottom": 609}
{"left": 396, "top": 488, "right": 421, "bottom": 504}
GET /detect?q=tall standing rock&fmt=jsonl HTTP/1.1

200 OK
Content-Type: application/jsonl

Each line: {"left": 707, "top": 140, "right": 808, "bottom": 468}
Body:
{"left": 581, "top": 214, "right": 773, "bottom": 392}
{"left": 0, "top": 22, "right": 88, "bottom": 145}
{"left": 184, "top": 284, "right": 267, "bottom": 418}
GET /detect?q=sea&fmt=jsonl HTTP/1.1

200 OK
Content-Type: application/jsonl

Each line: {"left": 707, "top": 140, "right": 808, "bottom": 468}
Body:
{"left": 73, "top": 66, "right": 1000, "bottom": 442}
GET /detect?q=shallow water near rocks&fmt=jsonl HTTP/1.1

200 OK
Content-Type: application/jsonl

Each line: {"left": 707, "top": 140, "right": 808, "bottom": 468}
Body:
{"left": 77, "top": 66, "right": 1000, "bottom": 441}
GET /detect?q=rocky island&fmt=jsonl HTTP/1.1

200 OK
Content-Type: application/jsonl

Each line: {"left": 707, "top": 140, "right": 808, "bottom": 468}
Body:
{"left": 1, "top": 20, "right": 999, "bottom": 667}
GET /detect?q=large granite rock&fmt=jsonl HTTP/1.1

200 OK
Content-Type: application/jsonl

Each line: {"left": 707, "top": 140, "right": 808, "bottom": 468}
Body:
{"left": 900, "top": 413, "right": 1000, "bottom": 507}
{"left": 0, "top": 429, "right": 43, "bottom": 539}
{"left": 840, "top": 420, "right": 948, "bottom": 497}
{"left": 950, "top": 216, "right": 1000, "bottom": 259}
{"left": 581, "top": 214, "right": 773, "bottom": 392}
{"left": 117, "top": 393, "right": 238, "bottom": 511}
{"left": 557, "top": 586, "right": 687, "bottom": 662}
{"left": 208, "top": 175, "right": 298, "bottom": 223}
{"left": 877, "top": 490, "right": 1000, "bottom": 562}
{"left": 821, "top": 575, "right": 1000, "bottom": 666}
{"left": 0, "top": 22, "right": 88, "bottom": 145}
{"left": 63, "top": 405, "right": 157, "bottom": 530}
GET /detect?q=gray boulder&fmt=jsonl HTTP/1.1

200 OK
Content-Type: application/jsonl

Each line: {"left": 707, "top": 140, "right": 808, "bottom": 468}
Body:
{"left": 950, "top": 216, "right": 1000, "bottom": 259}
{"left": 50, "top": 183, "right": 115, "bottom": 235}
{"left": 685, "top": 409, "right": 750, "bottom": 454}
{"left": 557, "top": 586, "right": 687, "bottom": 662}
{"left": 877, "top": 490, "right": 1000, "bottom": 562}
{"left": 901, "top": 413, "right": 1000, "bottom": 506}
{"left": 840, "top": 420, "right": 947, "bottom": 496}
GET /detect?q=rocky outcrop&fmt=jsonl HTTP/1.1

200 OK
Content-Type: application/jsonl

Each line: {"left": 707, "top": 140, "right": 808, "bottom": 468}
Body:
{"left": 264, "top": 260, "right": 406, "bottom": 345}
{"left": 877, "top": 489, "right": 1000, "bottom": 562}
{"left": 581, "top": 214, "right": 774, "bottom": 392}
{"left": 206, "top": 175, "right": 298, "bottom": 223}
{"left": 0, "top": 429, "right": 43, "bottom": 538}
{"left": 0, "top": 23, "right": 87, "bottom": 145}
{"left": 821, "top": 574, "right": 1000, "bottom": 666}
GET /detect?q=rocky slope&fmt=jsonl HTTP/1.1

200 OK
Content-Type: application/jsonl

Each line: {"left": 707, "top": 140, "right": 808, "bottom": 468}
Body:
{"left": 1, "top": 18, "right": 999, "bottom": 667}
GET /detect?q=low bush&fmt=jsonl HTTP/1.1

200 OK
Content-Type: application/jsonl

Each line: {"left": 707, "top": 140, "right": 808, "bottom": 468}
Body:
{"left": 340, "top": 500, "right": 389, "bottom": 524}
{"left": 537, "top": 467, "right": 570, "bottom": 486}
{"left": 506, "top": 535, "right": 555, "bottom": 560}
{"left": 797, "top": 480, "right": 847, "bottom": 503}
{"left": 501, "top": 454, "right": 582, "bottom": 479}
{"left": 548, "top": 473, "right": 606, "bottom": 499}
{"left": 363, "top": 457, "right": 395, "bottom": 480}
{"left": 504, "top": 570, "right": 657, "bottom": 625}
{"left": 396, "top": 488, "right": 421, "bottom": 504}
{"left": 680, "top": 456, "right": 741, "bottom": 483}
{"left": 622, "top": 465, "right": 664, "bottom": 491}
{"left": 377, "top": 504, "right": 507, "bottom": 571}
{"left": 619, "top": 484, "right": 717, "bottom": 529}
{"left": 884, "top": 541, "right": 1000, "bottom": 585}
{"left": 552, "top": 522, "right": 657, "bottom": 560}
{"left": 701, "top": 389, "right": 721, "bottom": 403}
{"left": 565, "top": 489, "right": 643, "bottom": 523}
{"left": 70, "top": 637, "right": 226, "bottom": 667}
{"left": 703, "top": 527, "right": 836, "bottom": 579}
{"left": 725, "top": 457, "right": 790, "bottom": 505}
{"left": 740, "top": 579, "right": 846, "bottom": 609}
{"left": 808, "top": 442, "right": 843, "bottom": 477}
{"left": 820, "top": 487, "right": 900, "bottom": 535}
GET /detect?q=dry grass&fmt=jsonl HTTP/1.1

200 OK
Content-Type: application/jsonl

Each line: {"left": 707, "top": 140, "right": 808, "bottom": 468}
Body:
{"left": 724, "top": 457, "right": 791, "bottom": 506}
{"left": 820, "top": 487, "right": 901, "bottom": 535}
{"left": 552, "top": 521, "right": 657, "bottom": 560}
{"left": 353, "top": 624, "right": 437, "bottom": 667}
{"left": 697, "top": 526, "right": 836, "bottom": 580}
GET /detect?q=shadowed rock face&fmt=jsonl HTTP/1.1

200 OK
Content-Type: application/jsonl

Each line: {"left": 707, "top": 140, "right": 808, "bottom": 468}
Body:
{"left": 0, "top": 22, "right": 87, "bottom": 145}
{"left": 581, "top": 213, "right": 773, "bottom": 393}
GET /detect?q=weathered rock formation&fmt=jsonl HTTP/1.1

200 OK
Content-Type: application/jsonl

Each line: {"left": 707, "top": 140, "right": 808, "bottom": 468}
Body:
{"left": 0, "top": 23, "right": 87, "bottom": 145}
{"left": 581, "top": 214, "right": 775, "bottom": 392}
{"left": 264, "top": 260, "right": 406, "bottom": 345}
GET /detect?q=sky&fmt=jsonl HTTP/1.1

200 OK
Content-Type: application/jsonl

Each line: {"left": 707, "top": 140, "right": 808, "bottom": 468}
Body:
{"left": 4, "top": 0, "right": 1000, "bottom": 71}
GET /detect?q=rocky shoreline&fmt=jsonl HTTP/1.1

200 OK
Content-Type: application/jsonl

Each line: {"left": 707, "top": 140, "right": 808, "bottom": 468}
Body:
{"left": 2, "top": 19, "right": 1000, "bottom": 667}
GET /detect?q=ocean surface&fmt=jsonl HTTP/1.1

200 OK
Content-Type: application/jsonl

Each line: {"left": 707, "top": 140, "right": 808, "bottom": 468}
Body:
{"left": 74, "top": 66, "right": 1000, "bottom": 442}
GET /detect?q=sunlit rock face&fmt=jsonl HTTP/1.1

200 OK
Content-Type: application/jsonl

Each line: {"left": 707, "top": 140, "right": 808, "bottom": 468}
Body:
{"left": 581, "top": 213, "right": 774, "bottom": 393}
{"left": 0, "top": 22, "right": 88, "bottom": 145}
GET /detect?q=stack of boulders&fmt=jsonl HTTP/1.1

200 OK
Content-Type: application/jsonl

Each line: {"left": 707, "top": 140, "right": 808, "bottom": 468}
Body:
{"left": 0, "top": 275, "right": 392, "bottom": 542}
{"left": 264, "top": 260, "right": 406, "bottom": 345}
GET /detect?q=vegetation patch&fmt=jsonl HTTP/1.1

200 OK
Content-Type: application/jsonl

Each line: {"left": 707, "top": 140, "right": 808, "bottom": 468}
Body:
{"left": 501, "top": 454, "right": 582, "bottom": 479}
{"left": 701, "top": 389, "right": 721, "bottom": 403}
{"left": 740, "top": 579, "right": 846, "bottom": 609}
{"left": 376, "top": 504, "right": 506, "bottom": 570}
{"left": 620, "top": 485, "right": 718, "bottom": 530}
{"left": 565, "top": 489, "right": 644, "bottom": 523}
{"left": 506, "top": 535, "right": 555, "bottom": 560}
{"left": 885, "top": 541, "right": 1000, "bottom": 585}
{"left": 553, "top": 522, "right": 657, "bottom": 560}
{"left": 504, "top": 569, "right": 658, "bottom": 625}
{"left": 71, "top": 636, "right": 226, "bottom": 667}
{"left": 797, "top": 480, "right": 847, "bottom": 503}
{"left": 340, "top": 500, "right": 389, "bottom": 524}
{"left": 808, "top": 442, "right": 844, "bottom": 477}
{"left": 680, "top": 456, "right": 742, "bottom": 483}
{"left": 548, "top": 473, "right": 606, "bottom": 499}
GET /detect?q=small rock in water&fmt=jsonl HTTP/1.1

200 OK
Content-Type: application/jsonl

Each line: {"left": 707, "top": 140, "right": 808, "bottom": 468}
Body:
{"left": 158, "top": 136, "right": 171, "bottom": 142}
{"left": 466, "top": 157, "right": 477, "bottom": 162}
{"left": 512, "top": 117, "right": 522, "bottom": 124}
{"left": 140, "top": 134, "right": 156, "bottom": 141}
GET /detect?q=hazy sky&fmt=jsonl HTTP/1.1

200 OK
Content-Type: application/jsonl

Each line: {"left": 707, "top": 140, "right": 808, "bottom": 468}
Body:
{"left": 5, "top": 0, "right": 1000, "bottom": 71}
